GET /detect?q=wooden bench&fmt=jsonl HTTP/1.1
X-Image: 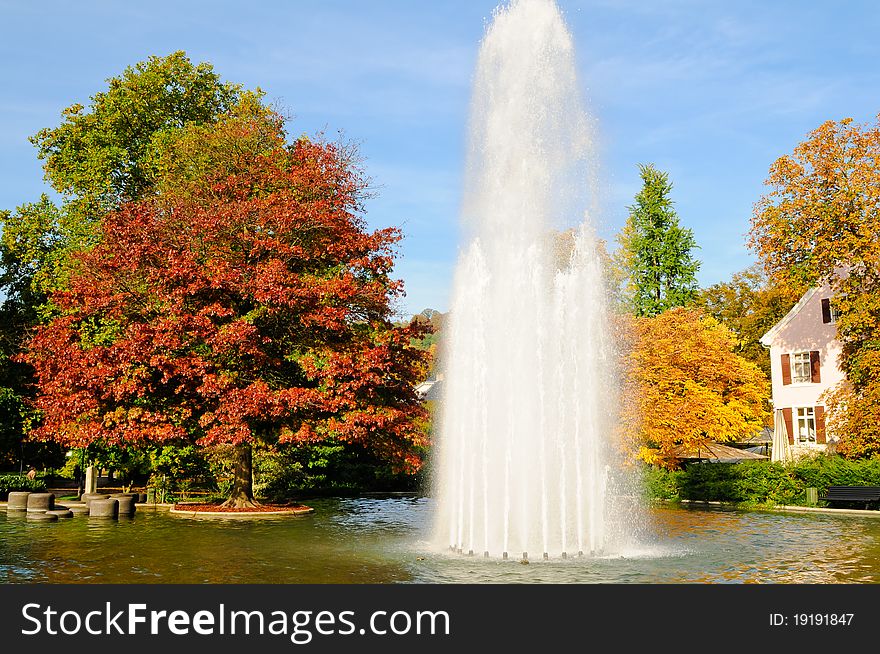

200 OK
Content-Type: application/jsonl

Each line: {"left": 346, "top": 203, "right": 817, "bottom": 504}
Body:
{"left": 821, "top": 486, "right": 880, "bottom": 510}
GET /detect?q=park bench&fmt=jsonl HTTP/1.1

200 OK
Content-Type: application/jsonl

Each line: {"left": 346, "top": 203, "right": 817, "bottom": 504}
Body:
{"left": 820, "top": 486, "right": 880, "bottom": 510}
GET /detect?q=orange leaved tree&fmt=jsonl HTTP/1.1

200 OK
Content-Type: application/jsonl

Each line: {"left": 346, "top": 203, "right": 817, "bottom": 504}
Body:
{"left": 21, "top": 124, "right": 429, "bottom": 507}
{"left": 749, "top": 114, "right": 880, "bottom": 457}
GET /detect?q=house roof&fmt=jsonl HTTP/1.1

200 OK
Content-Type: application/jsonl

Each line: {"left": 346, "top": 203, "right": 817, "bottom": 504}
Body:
{"left": 738, "top": 427, "right": 773, "bottom": 444}
{"left": 673, "top": 441, "right": 769, "bottom": 463}
{"left": 759, "top": 287, "right": 819, "bottom": 347}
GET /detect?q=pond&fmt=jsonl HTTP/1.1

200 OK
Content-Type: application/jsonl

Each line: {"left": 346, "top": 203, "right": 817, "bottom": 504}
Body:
{"left": 3, "top": 497, "right": 880, "bottom": 583}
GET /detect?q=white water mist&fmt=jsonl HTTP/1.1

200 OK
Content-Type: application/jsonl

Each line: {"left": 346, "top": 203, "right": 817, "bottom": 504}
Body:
{"left": 433, "top": 0, "right": 637, "bottom": 559}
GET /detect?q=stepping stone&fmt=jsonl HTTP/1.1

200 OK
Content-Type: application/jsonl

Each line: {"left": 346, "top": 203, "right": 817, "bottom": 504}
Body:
{"left": 26, "top": 493, "right": 55, "bottom": 512}
{"left": 89, "top": 498, "right": 119, "bottom": 519}
{"left": 46, "top": 509, "right": 73, "bottom": 519}
{"left": 111, "top": 495, "right": 137, "bottom": 515}
{"left": 27, "top": 512, "right": 58, "bottom": 522}
{"left": 81, "top": 493, "right": 110, "bottom": 505}
{"left": 67, "top": 505, "right": 90, "bottom": 515}
{"left": 7, "top": 491, "right": 30, "bottom": 511}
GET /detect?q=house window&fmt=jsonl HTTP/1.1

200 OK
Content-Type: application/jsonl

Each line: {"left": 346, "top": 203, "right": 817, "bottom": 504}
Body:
{"left": 821, "top": 298, "right": 841, "bottom": 324}
{"left": 830, "top": 303, "right": 841, "bottom": 323}
{"left": 796, "top": 407, "right": 816, "bottom": 443}
{"left": 791, "top": 352, "right": 812, "bottom": 384}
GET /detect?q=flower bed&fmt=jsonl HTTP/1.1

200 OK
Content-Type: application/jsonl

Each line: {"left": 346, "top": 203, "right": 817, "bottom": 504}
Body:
{"left": 170, "top": 502, "right": 313, "bottom": 516}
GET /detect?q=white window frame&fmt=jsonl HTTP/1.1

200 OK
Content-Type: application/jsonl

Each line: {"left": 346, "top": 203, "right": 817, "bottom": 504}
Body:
{"left": 796, "top": 406, "right": 816, "bottom": 444}
{"left": 829, "top": 303, "right": 841, "bottom": 323}
{"left": 791, "top": 352, "right": 812, "bottom": 384}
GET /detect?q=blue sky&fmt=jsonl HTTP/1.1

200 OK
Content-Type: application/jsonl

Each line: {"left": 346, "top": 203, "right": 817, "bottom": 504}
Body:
{"left": 1, "top": 1, "right": 878, "bottom": 316}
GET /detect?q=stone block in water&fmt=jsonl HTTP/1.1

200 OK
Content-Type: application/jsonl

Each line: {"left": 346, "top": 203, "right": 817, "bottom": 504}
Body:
{"left": 81, "top": 493, "right": 110, "bottom": 505}
{"left": 67, "top": 504, "right": 90, "bottom": 515}
{"left": 89, "top": 498, "right": 119, "bottom": 519}
{"left": 111, "top": 494, "right": 136, "bottom": 515}
{"left": 7, "top": 491, "right": 30, "bottom": 511}
{"left": 47, "top": 509, "right": 73, "bottom": 519}
{"left": 26, "top": 492, "right": 55, "bottom": 513}
{"left": 27, "top": 511, "right": 58, "bottom": 522}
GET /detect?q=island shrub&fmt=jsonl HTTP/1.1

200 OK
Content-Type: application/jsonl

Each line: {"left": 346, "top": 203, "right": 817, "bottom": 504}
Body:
{"left": 253, "top": 442, "right": 424, "bottom": 502}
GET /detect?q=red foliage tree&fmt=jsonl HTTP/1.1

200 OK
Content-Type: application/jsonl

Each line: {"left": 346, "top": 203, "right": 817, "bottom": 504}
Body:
{"left": 22, "top": 135, "right": 429, "bottom": 506}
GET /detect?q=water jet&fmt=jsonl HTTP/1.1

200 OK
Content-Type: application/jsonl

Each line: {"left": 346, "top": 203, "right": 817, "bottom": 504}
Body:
{"left": 434, "top": 0, "right": 637, "bottom": 560}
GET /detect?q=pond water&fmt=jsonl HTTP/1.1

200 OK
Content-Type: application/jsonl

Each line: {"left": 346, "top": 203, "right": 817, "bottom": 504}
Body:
{"left": 3, "top": 497, "right": 880, "bottom": 583}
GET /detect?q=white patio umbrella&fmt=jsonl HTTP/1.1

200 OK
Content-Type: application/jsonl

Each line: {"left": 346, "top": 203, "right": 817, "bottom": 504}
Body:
{"left": 771, "top": 408, "right": 793, "bottom": 463}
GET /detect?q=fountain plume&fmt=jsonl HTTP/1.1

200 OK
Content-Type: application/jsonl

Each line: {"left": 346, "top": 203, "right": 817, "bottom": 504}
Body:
{"left": 433, "top": 0, "right": 637, "bottom": 558}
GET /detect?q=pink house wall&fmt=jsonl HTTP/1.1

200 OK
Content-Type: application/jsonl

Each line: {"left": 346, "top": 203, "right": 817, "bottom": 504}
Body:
{"left": 761, "top": 283, "right": 846, "bottom": 451}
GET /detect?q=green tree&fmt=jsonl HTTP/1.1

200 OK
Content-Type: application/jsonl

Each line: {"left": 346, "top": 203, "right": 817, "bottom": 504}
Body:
{"left": 618, "top": 164, "right": 700, "bottom": 316}
{"left": 18, "top": 51, "right": 250, "bottom": 299}
{"left": 31, "top": 51, "right": 243, "bottom": 214}
{"left": 0, "top": 198, "right": 68, "bottom": 468}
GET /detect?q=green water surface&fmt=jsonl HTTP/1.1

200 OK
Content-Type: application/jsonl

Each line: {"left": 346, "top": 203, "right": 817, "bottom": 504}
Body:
{"left": 3, "top": 497, "right": 879, "bottom": 583}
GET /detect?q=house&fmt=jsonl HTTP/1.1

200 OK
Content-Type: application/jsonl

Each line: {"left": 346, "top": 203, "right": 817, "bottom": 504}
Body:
{"left": 760, "top": 282, "right": 844, "bottom": 456}
{"left": 415, "top": 374, "right": 443, "bottom": 402}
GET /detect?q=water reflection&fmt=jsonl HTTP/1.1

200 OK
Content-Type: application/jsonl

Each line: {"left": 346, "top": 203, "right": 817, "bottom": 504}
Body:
{"left": 2, "top": 500, "right": 879, "bottom": 584}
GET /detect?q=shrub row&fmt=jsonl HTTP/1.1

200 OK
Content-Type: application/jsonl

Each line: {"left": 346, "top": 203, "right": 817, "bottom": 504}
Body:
{"left": 0, "top": 474, "right": 47, "bottom": 499}
{"left": 643, "top": 455, "right": 880, "bottom": 507}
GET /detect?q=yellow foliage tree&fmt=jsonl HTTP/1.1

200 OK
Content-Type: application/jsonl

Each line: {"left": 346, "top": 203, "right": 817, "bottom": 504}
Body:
{"left": 621, "top": 308, "right": 770, "bottom": 469}
{"left": 749, "top": 114, "right": 880, "bottom": 457}
{"left": 749, "top": 115, "right": 880, "bottom": 296}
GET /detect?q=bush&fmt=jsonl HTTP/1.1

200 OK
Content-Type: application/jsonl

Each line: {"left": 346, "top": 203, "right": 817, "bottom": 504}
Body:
{"left": 733, "top": 462, "right": 801, "bottom": 506}
{"left": 792, "top": 456, "right": 880, "bottom": 491}
{"left": 0, "top": 473, "right": 47, "bottom": 499}
{"left": 254, "top": 442, "right": 423, "bottom": 502}
{"left": 644, "top": 455, "right": 880, "bottom": 507}
{"left": 642, "top": 466, "right": 685, "bottom": 501}
{"left": 680, "top": 463, "right": 745, "bottom": 502}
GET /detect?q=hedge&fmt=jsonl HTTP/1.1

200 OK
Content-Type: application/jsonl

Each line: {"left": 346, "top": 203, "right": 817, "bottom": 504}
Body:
{"left": 642, "top": 455, "right": 880, "bottom": 508}
{"left": 0, "top": 474, "right": 47, "bottom": 499}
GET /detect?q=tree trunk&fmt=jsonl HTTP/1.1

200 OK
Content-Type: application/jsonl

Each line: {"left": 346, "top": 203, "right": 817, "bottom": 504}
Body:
{"left": 221, "top": 443, "right": 259, "bottom": 508}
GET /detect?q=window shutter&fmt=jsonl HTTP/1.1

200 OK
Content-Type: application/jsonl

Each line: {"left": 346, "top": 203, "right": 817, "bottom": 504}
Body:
{"left": 810, "top": 351, "right": 821, "bottom": 383}
{"left": 821, "top": 298, "right": 832, "bottom": 324}
{"left": 815, "top": 406, "right": 826, "bottom": 444}
{"left": 781, "top": 354, "right": 791, "bottom": 385}
{"left": 782, "top": 408, "right": 794, "bottom": 445}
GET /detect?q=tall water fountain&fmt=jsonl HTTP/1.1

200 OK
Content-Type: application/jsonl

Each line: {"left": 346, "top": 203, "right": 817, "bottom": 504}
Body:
{"left": 434, "top": 0, "right": 636, "bottom": 560}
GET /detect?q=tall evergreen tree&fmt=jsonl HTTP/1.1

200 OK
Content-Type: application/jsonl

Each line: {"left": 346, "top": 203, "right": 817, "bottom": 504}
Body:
{"left": 618, "top": 163, "right": 700, "bottom": 316}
